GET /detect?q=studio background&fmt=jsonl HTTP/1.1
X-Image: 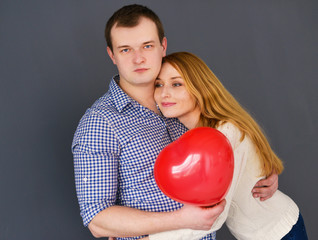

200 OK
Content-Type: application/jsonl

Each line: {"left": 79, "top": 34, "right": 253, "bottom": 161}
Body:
{"left": 1, "top": 0, "right": 317, "bottom": 239}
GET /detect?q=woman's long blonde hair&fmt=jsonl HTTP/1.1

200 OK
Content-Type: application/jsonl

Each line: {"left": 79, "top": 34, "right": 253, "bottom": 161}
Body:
{"left": 163, "top": 52, "right": 283, "bottom": 176}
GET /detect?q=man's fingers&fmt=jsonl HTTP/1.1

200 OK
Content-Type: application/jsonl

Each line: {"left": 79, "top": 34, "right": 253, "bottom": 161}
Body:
{"left": 252, "top": 173, "right": 278, "bottom": 201}
{"left": 252, "top": 182, "right": 277, "bottom": 200}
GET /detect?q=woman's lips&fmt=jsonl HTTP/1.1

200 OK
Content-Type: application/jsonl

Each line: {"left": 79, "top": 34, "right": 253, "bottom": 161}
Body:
{"left": 161, "top": 102, "right": 176, "bottom": 107}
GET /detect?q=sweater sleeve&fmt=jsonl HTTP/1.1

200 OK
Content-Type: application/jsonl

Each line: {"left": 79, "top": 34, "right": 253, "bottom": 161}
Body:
{"left": 149, "top": 123, "right": 247, "bottom": 240}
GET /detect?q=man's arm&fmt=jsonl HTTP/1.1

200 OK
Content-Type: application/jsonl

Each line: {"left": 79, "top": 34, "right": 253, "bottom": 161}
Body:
{"left": 252, "top": 172, "right": 278, "bottom": 201}
{"left": 88, "top": 201, "right": 226, "bottom": 238}
{"left": 73, "top": 112, "right": 225, "bottom": 238}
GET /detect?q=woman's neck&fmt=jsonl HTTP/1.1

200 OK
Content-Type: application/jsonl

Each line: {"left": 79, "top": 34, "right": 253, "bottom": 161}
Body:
{"left": 178, "top": 108, "right": 201, "bottom": 130}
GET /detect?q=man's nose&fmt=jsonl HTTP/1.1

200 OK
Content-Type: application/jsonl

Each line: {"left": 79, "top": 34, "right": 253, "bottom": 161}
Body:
{"left": 133, "top": 50, "right": 145, "bottom": 64}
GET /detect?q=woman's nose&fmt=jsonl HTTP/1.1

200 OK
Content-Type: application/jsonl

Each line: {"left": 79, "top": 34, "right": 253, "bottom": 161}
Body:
{"left": 161, "top": 86, "right": 171, "bottom": 98}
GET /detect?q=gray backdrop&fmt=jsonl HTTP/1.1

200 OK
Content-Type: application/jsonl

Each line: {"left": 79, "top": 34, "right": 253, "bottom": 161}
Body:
{"left": 1, "top": 0, "right": 317, "bottom": 239}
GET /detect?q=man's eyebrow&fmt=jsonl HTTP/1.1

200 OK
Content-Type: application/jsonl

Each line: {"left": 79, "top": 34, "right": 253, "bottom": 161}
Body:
{"left": 117, "top": 40, "right": 156, "bottom": 49}
{"left": 143, "top": 40, "right": 155, "bottom": 44}
{"left": 117, "top": 45, "right": 130, "bottom": 49}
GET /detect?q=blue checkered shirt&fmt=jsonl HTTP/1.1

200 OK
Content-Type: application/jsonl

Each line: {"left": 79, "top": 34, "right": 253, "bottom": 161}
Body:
{"left": 72, "top": 76, "right": 216, "bottom": 240}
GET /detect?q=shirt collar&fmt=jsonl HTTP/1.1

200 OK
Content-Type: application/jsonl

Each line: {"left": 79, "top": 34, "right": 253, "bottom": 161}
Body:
{"left": 109, "top": 75, "right": 145, "bottom": 113}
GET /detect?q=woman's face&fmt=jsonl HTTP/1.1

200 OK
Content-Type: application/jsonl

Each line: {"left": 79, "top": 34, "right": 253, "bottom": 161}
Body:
{"left": 154, "top": 62, "right": 200, "bottom": 128}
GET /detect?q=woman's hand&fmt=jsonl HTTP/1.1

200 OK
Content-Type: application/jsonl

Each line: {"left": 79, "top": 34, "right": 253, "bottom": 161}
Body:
{"left": 252, "top": 172, "right": 278, "bottom": 201}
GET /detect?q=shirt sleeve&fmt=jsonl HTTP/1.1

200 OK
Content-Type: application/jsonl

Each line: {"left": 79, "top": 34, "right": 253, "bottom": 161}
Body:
{"left": 149, "top": 122, "right": 246, "bottom": 240}
{"left": 72, "top": 109, "right": 120, "bottom": 226}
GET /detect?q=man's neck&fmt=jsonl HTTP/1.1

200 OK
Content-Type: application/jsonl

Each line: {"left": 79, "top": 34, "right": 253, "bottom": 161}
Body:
{"left": 119, "top": 80, "right": 159, "bottom": 113}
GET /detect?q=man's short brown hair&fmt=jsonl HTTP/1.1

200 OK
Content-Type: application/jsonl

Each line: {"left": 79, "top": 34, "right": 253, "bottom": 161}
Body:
{"left": 105, "top": 4, "right": 165, "bottom": 52}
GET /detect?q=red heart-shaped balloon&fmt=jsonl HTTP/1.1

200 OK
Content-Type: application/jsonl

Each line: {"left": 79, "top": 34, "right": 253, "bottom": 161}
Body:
{"left": 154, "top": 127, "right": 234, "bottom": 206}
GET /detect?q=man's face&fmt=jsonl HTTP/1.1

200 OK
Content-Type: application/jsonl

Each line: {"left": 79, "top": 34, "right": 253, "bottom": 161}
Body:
{"left": 107, "top": 17, "right": 167, "bottom": 89}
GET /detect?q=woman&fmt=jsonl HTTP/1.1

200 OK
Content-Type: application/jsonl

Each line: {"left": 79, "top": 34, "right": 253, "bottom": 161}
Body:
{"left": 149, "top": 52, "right": 307, "bottom": 240}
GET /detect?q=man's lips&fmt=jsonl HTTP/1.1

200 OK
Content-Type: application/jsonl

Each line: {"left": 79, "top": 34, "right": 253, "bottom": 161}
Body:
{"left": 134, "top": 68, "right": 148, "bottom": 73}
{"left": 161, "top": 102, "right": 176, "bottom": 107}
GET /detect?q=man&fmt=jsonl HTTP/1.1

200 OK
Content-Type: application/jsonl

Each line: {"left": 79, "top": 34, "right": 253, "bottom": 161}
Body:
{"left": 72, "top": 4, "right": 278, "bottom": 240}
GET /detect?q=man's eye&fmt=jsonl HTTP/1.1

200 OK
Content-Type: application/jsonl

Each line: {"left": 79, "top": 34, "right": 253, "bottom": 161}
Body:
{"left": 121, "top": 49, "right": 129, "bottom": 53}
{"left": 144, "top": 45, "right": 153, "bottom": 49}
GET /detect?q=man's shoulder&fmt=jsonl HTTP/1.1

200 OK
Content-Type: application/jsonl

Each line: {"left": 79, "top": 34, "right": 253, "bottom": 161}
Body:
{"left": 86, "top": 90, "right": 123, "bottom": 118}
{"left": 72, "top": 91, "right": 117, "bottom": 134}
{"left": 165, "top": 117, "right": 188, "bottom": 141}
{"left": 90, "top": 91, "right": 113, "bottom": 109}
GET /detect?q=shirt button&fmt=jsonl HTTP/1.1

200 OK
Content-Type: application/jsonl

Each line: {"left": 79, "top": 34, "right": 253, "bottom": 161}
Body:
{"left": 83, "top": 177, "right": 88, "bottom": 183}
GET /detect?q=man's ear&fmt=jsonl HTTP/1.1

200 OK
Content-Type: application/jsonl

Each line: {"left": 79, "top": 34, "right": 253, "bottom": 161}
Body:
{"left": 107, "top": 46, "right": 116, "bottom": 65}
{"left": 161, "top": 37, "right": 167, "bottom": 57}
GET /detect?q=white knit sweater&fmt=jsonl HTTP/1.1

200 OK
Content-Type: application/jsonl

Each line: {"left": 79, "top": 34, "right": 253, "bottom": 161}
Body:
{"left": 149, "top": 122, "right": 299, "bottom": 240}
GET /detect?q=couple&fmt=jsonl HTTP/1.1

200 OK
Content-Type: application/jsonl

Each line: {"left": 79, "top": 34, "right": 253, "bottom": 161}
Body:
{"left": 72, "top": 4, "right": 307, "bottom": 240}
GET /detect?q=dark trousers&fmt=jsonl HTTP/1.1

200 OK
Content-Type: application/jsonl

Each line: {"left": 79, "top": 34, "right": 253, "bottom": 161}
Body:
{"left": 281, "top": 213, "right": 308, "bottom": 240}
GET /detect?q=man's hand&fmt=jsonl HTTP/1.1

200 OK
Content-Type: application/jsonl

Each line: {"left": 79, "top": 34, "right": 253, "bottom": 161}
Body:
{"left": 252, "top": 172, "right": 278, "bottom": 201}
{"left": 176, "top": 199, "right": 226, "bottom": 230}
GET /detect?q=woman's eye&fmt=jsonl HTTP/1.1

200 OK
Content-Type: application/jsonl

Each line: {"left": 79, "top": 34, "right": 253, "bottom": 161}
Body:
{"left": 155, "top": 83, "right": 163, "bottom": 88}
{"left": 173, "top": 83, "right": 182, "bottom": 87}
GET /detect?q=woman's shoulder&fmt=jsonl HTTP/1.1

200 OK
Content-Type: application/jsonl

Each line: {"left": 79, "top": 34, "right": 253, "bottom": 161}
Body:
{"left": 217, "top": 121, "right": 239, "bottom": 133}
{"left": 216, "top": 121, "right": 243, "bottom": 150}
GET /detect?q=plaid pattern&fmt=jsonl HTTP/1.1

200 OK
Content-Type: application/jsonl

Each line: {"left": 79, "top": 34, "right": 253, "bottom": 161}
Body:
{"left": 72, "top": 76, "right": 216, "bottom": 240}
